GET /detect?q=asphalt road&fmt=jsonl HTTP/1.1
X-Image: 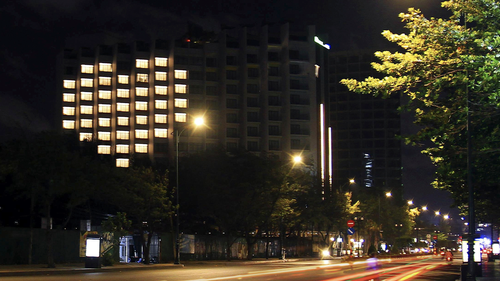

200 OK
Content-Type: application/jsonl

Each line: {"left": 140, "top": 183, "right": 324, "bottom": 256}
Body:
{"left": 0, "top": 256, "right": 460, "bottom": 281}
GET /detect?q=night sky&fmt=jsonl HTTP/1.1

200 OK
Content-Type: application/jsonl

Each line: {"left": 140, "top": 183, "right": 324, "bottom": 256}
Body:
{"left": 0, "top": 0, "right": 457, "bottom": 220}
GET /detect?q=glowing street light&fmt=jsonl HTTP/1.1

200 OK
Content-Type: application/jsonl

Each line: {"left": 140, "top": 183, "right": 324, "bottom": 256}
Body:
{"left": 174, "top": 116, "right": 204, "bottom": 264}
{"left": 385, "top": 191, "right": 392, "bottom": 197}
{"left": 293, "top": 155, "right": 303, "bottom": 164}
{"left": 408, "top": 200, "right": 414, "bottom": 206}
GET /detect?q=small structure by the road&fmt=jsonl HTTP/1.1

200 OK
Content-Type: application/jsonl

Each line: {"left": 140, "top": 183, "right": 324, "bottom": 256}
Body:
{"left": 85, "top": 234, "right": 101, "bottom": 268}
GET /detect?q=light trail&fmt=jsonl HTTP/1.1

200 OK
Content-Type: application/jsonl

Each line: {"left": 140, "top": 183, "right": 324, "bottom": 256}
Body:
{"left": 188, "top": 257, "right": 439, "bottom": 281}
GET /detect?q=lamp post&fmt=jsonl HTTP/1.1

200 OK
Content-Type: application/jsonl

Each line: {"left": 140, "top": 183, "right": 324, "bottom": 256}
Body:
{"left": 377, "top": 191, "right": 392, "bottom": 250}
{"left": 339, "top": 178, "right": 355, "bottom": 194}
{"left": 174, "top": 116, "right": 204, "bottom": 265}
{"left": 354, "top": 216, "right": 364, "bottom": 257}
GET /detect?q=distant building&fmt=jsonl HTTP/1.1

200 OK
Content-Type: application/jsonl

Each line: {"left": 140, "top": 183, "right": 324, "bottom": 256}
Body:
{"left": 58, "top": 23, "right": 331, "bottom": 190}
{"left": 328, "top": 50, "right": 403, "bottom": 199}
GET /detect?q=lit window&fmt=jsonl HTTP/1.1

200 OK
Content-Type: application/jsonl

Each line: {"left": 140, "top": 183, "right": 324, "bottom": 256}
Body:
{"left": 98, "top": 131, "right": 111, "bottom": 141}
{"left": 99, "top": 90, "right": 111, "bottom": 99}
{"left": 135, "top": 101, "right": 148, "bottom": 111}
{"left": 117, "top": 117, "right": 129, "bottom": 126}
{"left": 98, "top": 145, "right": 111, "bottom": 154}
{"left": 63, "top": 80, "right": 76, "bottom": 89}
{"left": 175, "top": 113, "right": 187, "bottom": 122}
{"left": 154, "top": 128, "right": 168, "bottom": 138}
{"left": 136, "top": 59, "right": 149, "bottom": 68}
{"left": 80, "top": 119, "right": 93, "bottom": 128}
{"left": 62, "top": 120, "right": 75, "bottom": 129}
{"left": 155, "top": 85, "right": 167, "bottom": 95}
{"left": 63, "top": 107, "right": 75, "bottom": 115}
{"left": 137, "top": 73, "right": 149, "bottom": 83}
{"left": 99, "top": 76, "right": 111, "bottom": 86}
{"left": 81, "top": 65, "right": 94, "bottom": 74}
{"left": 135, "top": 144, "right": 148, "bottom": 153}
{"left": 98, "top": 104, "right": 111, "bottom": 113}
{"left": 118, "top": 75, "right": 129, "bottom": 84}
{"left": 80, "top": 105, "right": 93, "bottom": 115}
{"left": 155, "top": 114, "right": 167, "bottom": 123}
{"left": 136, "top": 87, "right": 148, "bottom": 96}
{"left": 117, "top": 89, "right": 130, "bottom": 98}
{"left": 136, "top": 115, "right": 148, "bottom": 125}
{"left": 116, "top": 144, "right": 129, "bottom": 154}
{"left": 155, "top": 57, "right": 168, "bottom": 67}
{"left": 79, "top": 132, "right": 92, "bottom": 141}
{"left": 175, "top": 84, "right": 187, "bottom": 93}
{"left": 174, "top": 98, "right": 187, "bottom": 108}
{"left": 63, "top": 93, "right": 75, "bottom": 102}
{"left": 155, "top": 71, "right": 167, "bottom": 81}
{"left": 81, "top": 92, "right": 93, "bottom": 101}
{"left": 81, "top": 78, "right": 93, "bottom": 87}
{"left": 175, "top": 70, "right": 187, "bottom": 79}
{"left": 155, "top": 100, "right": 167, "bottom": 109}
{"left": 116, "top": 131, "right": 130, "bottom": 140}
{"left": 135, "top": 129, "right": 149, "bottom": 139}
{"left": 99, "top": 118, "right": 110, "bottom": 127}
{"left": 116, "top": 158, "right": 129, "bottom": 168}
{"left": 117, "top": 103, "right": 130, "bottom": 112}
{"left": 99, "top": 63, "right": 112, "bottom": 72}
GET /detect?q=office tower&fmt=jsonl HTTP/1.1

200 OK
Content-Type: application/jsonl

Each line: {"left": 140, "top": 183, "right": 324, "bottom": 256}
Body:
{"left": 58, "top": 23, "right": 330, "bottom": 177}
{"left": 328, "top": 50, "right": 403, "bottom": 199}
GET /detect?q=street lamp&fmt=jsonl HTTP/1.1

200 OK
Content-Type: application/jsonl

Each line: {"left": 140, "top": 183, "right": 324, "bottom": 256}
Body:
{"left": 339, "top": 178, "right": 355, "bottom": 194}
{"left": 292, "top": 155, "right": 303, "bottom": 165}
{"left": 377, "top": 191, "right": 392, "bottom": 246}
{"left": 174, "top": 116, "right": 204, "bottom": 265}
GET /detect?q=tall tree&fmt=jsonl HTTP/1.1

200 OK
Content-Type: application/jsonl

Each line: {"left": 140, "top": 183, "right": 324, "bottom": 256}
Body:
{"left": 341, "top": 0, "right": 500, "bottom": 223}
{"left": 115, "top": 166, "right": 173, "bottom": 264}
{"left": 180, "top": 150, "right": 312, "bottom": 260}
{"left": 0, "top": 132, "right": 110, "bottom": 267}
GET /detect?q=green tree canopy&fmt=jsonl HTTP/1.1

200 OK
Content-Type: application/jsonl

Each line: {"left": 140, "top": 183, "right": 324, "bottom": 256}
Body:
{"left": 179, "top": 149, "right": 313, "bottom": 259}
{"left": 341, "top": 0, "right": 500, "bottom": 224}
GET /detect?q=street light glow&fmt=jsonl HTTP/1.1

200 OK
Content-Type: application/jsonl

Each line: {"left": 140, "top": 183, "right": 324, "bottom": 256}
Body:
{"left": 407, "top": 200, "right": 414, "bottom": 205}
{"left": 293, "top": 155, "right": 303, "bottom": 163}
{"left": 422, "top": 206, "right": 428, "bottom": 211}
{"left": 435, "top": 211, "right": 441, "bottom": 216}
{"left": 386, "top": 191, "right": 392, "bottom": 197}
{"left": 194, "top": 116, "right": 205, "bottom": 126}
{"left": 349, "top": 178, "right": 355, "bottom": 184}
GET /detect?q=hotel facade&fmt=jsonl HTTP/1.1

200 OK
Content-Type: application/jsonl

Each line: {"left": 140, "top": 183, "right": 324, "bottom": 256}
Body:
{"left": 58, "top": 23, "right": 333, "bottom": 194}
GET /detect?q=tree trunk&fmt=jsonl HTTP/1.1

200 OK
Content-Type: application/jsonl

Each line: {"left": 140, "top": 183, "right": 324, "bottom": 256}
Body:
{"left": 245, "top": 236, "right": 255, "bottom": 260}
{"left": 29, "top": 189, "right": 34, "bottom": 265}
{"left": 226, "top": 235, "right": 236, "bottom": 261}
{"left": 45, "top": 203, "right": 55, "bottom": 268}
{"left": 265, "top": 227, "right": 269, "bottom": 260}
{"left": 143, "top": 231, "right": 153, "bottom": 264}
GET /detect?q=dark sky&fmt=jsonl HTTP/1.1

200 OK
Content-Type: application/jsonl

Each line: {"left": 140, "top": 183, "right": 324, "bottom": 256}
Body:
{"left": 0, "top": 0, "right": 457, "bottom": 219}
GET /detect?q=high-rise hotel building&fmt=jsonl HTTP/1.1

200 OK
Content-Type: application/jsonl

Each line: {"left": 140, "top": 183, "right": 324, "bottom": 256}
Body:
{"left": 58, "top": 23, "right": 332, "bottom": 190}
{"left": 328, "top": 50, "right": 403, "bottom": 199}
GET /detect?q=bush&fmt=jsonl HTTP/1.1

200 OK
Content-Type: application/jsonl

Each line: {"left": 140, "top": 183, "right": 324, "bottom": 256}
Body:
{"left": 368, "top": 245, "right": 377, "bottom": 255}
{"left": 102, "top": 252, "right": 115, "bottom": 266}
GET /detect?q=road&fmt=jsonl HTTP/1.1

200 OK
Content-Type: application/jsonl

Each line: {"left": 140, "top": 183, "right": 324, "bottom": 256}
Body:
{"left": 0, "top": 256, "right": 460, "bottom": 281}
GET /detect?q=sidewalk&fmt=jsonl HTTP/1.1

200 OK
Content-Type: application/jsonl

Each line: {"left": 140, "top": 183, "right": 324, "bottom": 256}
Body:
{"left": 458, "top": 259, "right": 500, "bottom": 281}
{"left": 0, "top": 257, "right": 303, "bottom": 277}
{"left": 0, "top": 262, "right": 181, "bottom": 277}
{"left": 475, "top": 259, "right": 499, "bottom": 281}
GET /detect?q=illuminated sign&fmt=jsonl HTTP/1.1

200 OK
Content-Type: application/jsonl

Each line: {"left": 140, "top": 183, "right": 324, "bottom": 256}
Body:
{"left": 314, "top": 36, "right": 331, "bottom": 49}
{"left": 462, "top": 240, "right": 481, "bottom": 262}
